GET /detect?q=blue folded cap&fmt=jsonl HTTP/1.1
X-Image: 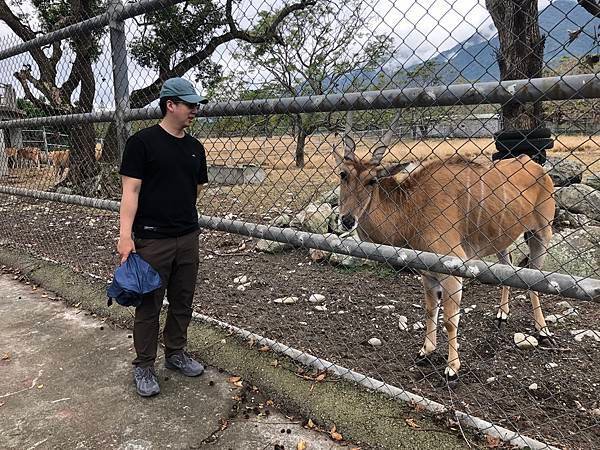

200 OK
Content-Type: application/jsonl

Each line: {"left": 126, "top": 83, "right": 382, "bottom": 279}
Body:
{"left": 107, "top": 253, "right": 162, "bottom": 307}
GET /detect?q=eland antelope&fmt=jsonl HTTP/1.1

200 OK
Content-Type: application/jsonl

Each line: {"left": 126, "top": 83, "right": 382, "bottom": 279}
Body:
{"left": 333, "top": 117, "right": 556, "bottom": 382}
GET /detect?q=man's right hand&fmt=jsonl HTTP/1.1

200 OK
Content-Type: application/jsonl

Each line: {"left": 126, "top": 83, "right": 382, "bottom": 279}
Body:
{"left": 117, "top": 236, "right": 136, "bottom": 264}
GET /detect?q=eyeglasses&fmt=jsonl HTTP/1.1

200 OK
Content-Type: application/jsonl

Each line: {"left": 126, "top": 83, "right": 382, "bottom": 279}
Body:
{"left": 171, "top": 100, "right": 199, "bottom": 109}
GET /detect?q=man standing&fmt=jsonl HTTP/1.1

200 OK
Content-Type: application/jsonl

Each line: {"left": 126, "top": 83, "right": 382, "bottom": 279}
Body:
{"left": 117, "top": 77, "right": 208, "bottom": 397}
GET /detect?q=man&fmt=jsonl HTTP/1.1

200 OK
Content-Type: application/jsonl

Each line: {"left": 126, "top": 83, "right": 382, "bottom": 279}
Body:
{"left": 117, "top": 77, "right": 208, "bottom": 397}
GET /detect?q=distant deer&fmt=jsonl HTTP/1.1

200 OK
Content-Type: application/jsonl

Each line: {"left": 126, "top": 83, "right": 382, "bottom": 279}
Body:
{"left": 333, "top": 114, "right": 556, "bottom": 382}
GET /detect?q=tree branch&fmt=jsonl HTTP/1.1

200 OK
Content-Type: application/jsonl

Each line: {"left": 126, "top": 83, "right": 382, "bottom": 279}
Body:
{"left": 130, "top": 0, "right": 316, "bottom": 107}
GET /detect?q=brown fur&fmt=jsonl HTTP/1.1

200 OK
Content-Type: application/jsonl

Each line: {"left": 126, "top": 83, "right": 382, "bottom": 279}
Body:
{"left": 336, "top": 148, "right": 556, "bottom": 379}
{"left": 48, "top": 150, "right": 70, "bottom": 179}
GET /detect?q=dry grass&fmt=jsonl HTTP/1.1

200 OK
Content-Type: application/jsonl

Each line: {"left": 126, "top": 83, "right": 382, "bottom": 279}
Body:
{"left": 3, "top": 135, "right": 599, "bottom": 219}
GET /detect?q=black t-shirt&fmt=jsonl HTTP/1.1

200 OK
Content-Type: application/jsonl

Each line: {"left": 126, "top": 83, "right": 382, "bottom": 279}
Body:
{"left": 119, "top": 124, "right": 208, "bottom": 238}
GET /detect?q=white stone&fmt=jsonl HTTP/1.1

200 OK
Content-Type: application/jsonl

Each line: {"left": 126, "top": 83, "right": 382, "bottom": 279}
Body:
{"left": 590, "top": 408, "right": 600, "bottom": 417}
{"left": 515, "top": 294, "right": 527, "bottom": 300}
{"left": 464, "top": 307, "right": 474, "bottom": 314}
{"left": 545, "top": 363, "right": 558, "bottom": 369}
{"left": 375, "top": 305, "right": 395, "bottom": 313}
{"left": 486, "top": 377, "right": 497, "bottom": 383}
{"left": 544, "top": 314, "right": 562, "bottom": 324}
{"left": 556, "top": 301, "right": 572, "bottom": 310}
{"left": 529, "top": 383, "right": 539, "bottom": 390}
{"left": 413, "top": 322, "right": 425, "bottom": 331}
{"left": 514, "top": 332, "right": 538, "bottom": 349}
{"left": 237, "top": 285, "right": 246, "bottom": 291}
{"left": 308, "top": 294, "right": 325, "bottom": 303}
{"left": 234, "top": 275, "right": 247, "bottom": 284}
{"left": 368, "top": 338, "right": 382, "bottom": 347}
{"left": 314, "top": 305, "right": 328, "bottom": 312}
{"left": 274, "top": 296, "right": 298, "bottom": 304}
{"left": 398, "top": 316, "right": 409, "bottom": 331}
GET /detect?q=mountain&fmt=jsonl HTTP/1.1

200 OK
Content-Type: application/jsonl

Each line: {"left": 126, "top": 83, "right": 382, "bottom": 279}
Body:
{"left": 429, "top": 0, "right": 599, "bottom": 82}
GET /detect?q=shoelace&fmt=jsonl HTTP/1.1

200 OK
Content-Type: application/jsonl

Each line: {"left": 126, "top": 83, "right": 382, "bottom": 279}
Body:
{"left": 139, "top": 367, "right": 157, "bottom": 382}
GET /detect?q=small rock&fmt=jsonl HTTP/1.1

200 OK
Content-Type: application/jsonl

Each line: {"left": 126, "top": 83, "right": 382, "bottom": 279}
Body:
{"left": 274, "top": 296, "right": 298, "bottom": 304}
{"left": 234, "top": 275, "right": 247, "bottom": 284}
{"left": 413, "top": 322, "right": 425, "bottom": 331}
{"left": 375, "top": 305, "right": 395, "bottom": 313}
{"left": 556, "top": 301, "right": 572, "bottom": 310}
{"left": 308, "top": 294, "right": 325, "bottom": 303}
{"left": 545, "top": 362, "right": 558, "bottom": 369}
{"left": 464, "top": 307, "right": 474, "bottom": 314}
{"left": 237, "top": 285, "right": 246, "bottom": 292}
{"left": 529, "top": 383, "right": 539, "bottom": 390}
{"left": 486, "top": 377, "right": 497, "bottom": 383}
{"left": 571, "top": 329, "right": 600, "bottom": 342}
{"left": 590, "top": 408, "right": 600, "bottom": 417}
{"left": 562, "top": 307, "right": 578, "bottom": 317}
{"left": 514, "top": 332, "right": 539, "bottom": 349}
{"left": 574, "top": 400, "right": 586, "bottom": 411}
{"left": 544, "top": 314, "right": 562, "bottom": 324}
{"left": 398, "top": 316, "right": 409, "bottom": 331}
{"left": 314, "top": 305, "right": 328, "bottom": 312}
{"left": 515, "top": 294, "right": 527, "bottom": 300}
{"left": 309, "top": 248, "right": 330, "bottom": 262}
{"left": 368, "top": 338, "right": 382, "bottom": 347}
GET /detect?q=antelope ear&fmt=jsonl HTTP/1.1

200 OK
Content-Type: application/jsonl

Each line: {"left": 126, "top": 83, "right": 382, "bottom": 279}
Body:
{"left": 375, "top": 162, "right": 411, "bottom": 179}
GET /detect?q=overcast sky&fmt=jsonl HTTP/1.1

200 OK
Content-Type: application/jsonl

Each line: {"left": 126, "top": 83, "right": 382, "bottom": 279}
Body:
{"left": 0, "top": 0, "right": 555, "bottom": 109}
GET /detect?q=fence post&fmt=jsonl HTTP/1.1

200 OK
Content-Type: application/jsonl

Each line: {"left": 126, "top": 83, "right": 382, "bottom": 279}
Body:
{"left": 108, "top": 0, "right": 131, "bottom": 161}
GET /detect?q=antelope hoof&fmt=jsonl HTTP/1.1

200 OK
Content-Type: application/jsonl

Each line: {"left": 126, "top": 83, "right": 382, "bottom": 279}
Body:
{"left": 537, "top": 333, "right": 556, "bottom": 347}
{"left": 494, "top": 317, "right": 508, "bottom": 329}
{"left": 444, "top": 367, "right": 459, "bottom": 387}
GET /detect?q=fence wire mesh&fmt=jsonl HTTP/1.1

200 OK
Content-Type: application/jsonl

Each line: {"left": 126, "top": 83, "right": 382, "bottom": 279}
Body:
{"left": 0, "top": 0, "right": 600, "bottom": 448}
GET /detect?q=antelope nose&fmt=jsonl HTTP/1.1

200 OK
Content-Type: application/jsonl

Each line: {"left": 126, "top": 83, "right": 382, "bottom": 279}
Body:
{"left": 340, "top": 214, "right": 356, "bottom": 230}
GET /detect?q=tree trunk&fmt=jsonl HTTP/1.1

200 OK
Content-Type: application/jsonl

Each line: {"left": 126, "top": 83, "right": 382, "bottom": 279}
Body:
{"left": 294, "top": 115, "right": 306, "bottom": 168}
{"left": 62, "top": 122, "right": 100, "bottom": 195}
{"left": 486, "top": 0, "right": 546, "bottom": 130}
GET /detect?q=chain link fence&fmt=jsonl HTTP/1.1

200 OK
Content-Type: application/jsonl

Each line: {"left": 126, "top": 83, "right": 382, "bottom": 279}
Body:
{"left": 0, "top": 0, "right": 599, "bottom": 448}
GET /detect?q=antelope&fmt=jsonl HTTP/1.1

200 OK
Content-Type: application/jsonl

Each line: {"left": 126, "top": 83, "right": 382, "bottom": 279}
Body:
{"left": 333, "top": 118, "right": 556, "bottom": 382}
{"left": 17, "top": 146, "right": 41, "bottom": 169}
{"left": 48, "top": 149, "right": 70, "bottom": 180}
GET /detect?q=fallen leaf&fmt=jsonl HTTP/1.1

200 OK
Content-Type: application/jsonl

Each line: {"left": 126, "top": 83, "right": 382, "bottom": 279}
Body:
{"left": 315, "top": 373, "right": 326, "bottom": 382}
{"left": 270, "top": 360, "right": 279, "bottom": 367}
{"left": 1, "top": 352, "right": 10, "bottom": 361}
{"left": 330, "top": 425, "right": 343, "bottom": 441}
{"left": 266, "top": 400, "right": 274, "bottom": 407}
{"left": 405, "top": 418, "right": 421, "bottom": 429}
{"left": 306, "top": 418, "right": 315, "bottom": 428}
{"left": 0, "top": 401, "right": 5, "bottom": 407}
{"left": 228, "top": 376, "right": 241, "bottom": 384}
{"left": 486, "top": 435, "right": 501, "bottom": 448}
{"left": 297, "top": 441, "right": 307, "bottom": 450}
{"left": 233, "top": 380, "right": 243, "bottom": 388}
{"left": 37, "top": 384, "right": 43, "bottom": 389}
{"left": 259, "top": 346, "right": 270, "bottom": 352}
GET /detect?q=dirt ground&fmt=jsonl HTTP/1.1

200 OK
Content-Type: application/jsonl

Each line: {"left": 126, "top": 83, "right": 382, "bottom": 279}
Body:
{"left": 0, "top": 194, "right": 598, "bottom": 449}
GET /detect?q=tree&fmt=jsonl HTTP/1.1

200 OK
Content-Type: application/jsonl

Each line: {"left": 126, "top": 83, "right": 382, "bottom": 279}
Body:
{"left": 485, "top": 0, "right": 545, "bottom": 131}
{"left": 236, "top": 0, "right": 393, "bottom": 167}
{"left": 0, "top": 0, "right": 315, "bottom": 195}
{"left": 0, "top": 0, "right": 105, "bottom": 193}
{"left": 100, "top": 0, "right": 316, "bottom": 163}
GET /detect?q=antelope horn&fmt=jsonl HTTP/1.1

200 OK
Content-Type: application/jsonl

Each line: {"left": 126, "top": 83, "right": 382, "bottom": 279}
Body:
{"left": 371, "top": 110, "right": 402, "bottom": 165}
{"left": 343, "top": 111, "right": 356, "bottom": 159}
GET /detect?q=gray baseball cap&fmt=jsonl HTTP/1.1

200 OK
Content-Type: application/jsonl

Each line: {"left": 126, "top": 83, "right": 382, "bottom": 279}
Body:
{"left": 159, "top": 77, "right": 207, "bottom": 104}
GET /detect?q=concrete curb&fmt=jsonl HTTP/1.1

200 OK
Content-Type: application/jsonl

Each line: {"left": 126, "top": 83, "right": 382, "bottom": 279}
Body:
{"left": 0, "top": 247, "right": 550, "bottom": 449}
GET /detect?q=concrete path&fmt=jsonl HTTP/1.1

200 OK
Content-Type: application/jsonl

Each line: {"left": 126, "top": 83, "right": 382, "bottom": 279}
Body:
{"left": 0, "top": 274, "right": 350, "bottom": 449}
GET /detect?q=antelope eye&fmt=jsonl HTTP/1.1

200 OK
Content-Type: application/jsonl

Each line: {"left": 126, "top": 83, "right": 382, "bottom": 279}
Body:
{"left": 367, "top": 178, "right": 377, "bottom": 186}
{"left": 340, "top": 171, "right": 348, "bottom": 180}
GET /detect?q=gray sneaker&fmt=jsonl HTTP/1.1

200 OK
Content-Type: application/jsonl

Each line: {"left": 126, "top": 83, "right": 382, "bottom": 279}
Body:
{"left": 134, "top": 366, "right": 160, "bottom": 397}
{"left": 165, "top": 352, "right": 204, "bottom": 377}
